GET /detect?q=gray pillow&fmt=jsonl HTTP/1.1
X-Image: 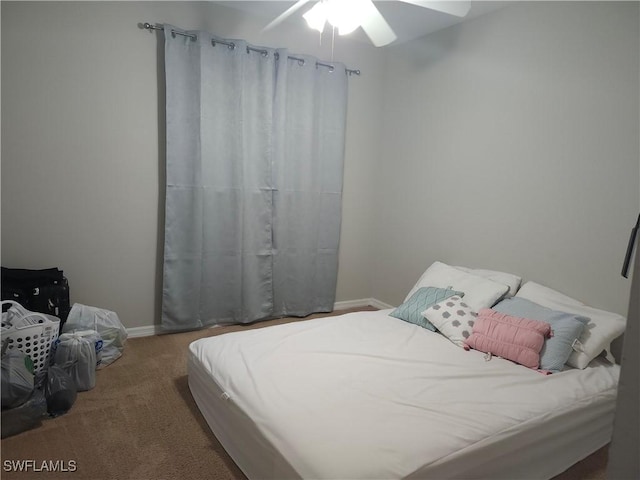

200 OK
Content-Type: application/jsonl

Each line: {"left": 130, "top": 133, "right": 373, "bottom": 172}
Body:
{"left": 493, "top": 297, "right": 589, "bottom": 372}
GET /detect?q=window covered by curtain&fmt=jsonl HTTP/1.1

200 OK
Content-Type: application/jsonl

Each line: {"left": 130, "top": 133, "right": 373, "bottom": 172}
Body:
{"left": 161, "top": 26, "right": 348, "bottom": 331}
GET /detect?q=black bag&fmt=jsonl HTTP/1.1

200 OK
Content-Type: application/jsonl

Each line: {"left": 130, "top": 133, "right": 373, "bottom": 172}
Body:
{"left": 1, "top": 388, "right": 47, "bottom": 438}
{"left": 1, "top": 268, "right": 71, "bottom": 328}
{"left": 44, "top": 365, "right": 77, "bottom": 417}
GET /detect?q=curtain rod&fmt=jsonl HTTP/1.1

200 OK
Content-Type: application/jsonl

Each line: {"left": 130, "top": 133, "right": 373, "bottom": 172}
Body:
{"left": 142, "top": 23, "right": 361, "bottom": 76}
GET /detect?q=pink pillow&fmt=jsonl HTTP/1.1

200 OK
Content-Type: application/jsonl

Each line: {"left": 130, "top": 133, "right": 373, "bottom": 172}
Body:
{"left": 464, "top": 309, "right": 552, "bottom": 369}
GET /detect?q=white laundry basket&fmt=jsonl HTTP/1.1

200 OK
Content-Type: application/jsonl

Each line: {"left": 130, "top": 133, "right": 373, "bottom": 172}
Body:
{"left": 1, "top": 301, "right": 60, "bottom": 375}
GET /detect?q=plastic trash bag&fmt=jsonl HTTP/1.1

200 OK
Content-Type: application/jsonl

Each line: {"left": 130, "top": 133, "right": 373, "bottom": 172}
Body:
{"left": 54, "top": 329, "right": 103, "bottom": 368}
{"left": 62, "top": 304, "right": 126, "bottom": 368}
{"left": 44, "top": 365, "right": 77, "bottom": 417}
{"left": 1, "top": 300, "right": 31, "bottom": 328}
{"left": 1, "top": 388, "right": 47, "bottom": 438}
{"left": 1, "top": 348, "right": 35, "bottom": 408}
{"left": 80, "top": 329, "right": 103, "bottom": 368}
{"left": 1, "top": 300, "right": 60, "bottom": 329}
{"left": 54, "top": 330, "right": 101, "bottom": 391}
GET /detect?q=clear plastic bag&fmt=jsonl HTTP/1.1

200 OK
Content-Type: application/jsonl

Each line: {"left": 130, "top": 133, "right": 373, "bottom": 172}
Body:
{"left": 1, "top": 300, "right": 31, "bottom": 328}
{"left": 44, "top": 365, "right": 77, "bottom": 417}
{"left": 54, "top": 330, "right": 100, "bottom": 391}
{"left": 62, "top": 304, "right": 126, "bottom": 367}
{"left": 1, "top": 348, "right": 35, "bottom": 408}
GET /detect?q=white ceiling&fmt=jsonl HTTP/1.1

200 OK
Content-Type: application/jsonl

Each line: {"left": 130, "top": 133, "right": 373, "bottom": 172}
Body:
{"left": 217, "top": 1, "right": 508, "bottom": 46}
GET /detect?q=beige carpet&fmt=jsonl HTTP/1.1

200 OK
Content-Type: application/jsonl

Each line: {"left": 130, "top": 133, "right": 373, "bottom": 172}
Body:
{"left": 1, "top": 307, "right": 607, "bottom": 479}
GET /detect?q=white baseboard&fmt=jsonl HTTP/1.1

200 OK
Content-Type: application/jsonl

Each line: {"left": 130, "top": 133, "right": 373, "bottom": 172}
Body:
{"left": 333, "top": 298, "right": 370, "bottom": 309}
{"left": 367, "top": 298, "right": 395, "bottom": 310}
{"left": 334, "top": 297, "right": 394, "bottom": 310}
{"left": 127, "top": 325, "right": 160, "bottom": 338}
{"left": 127, "top": 298, "right": 394, "bottom": 338}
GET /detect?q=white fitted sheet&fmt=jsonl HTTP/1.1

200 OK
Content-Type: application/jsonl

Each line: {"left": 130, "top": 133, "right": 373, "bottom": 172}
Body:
{"left": 188, "top": 309, "right": 619, "bottom": 479}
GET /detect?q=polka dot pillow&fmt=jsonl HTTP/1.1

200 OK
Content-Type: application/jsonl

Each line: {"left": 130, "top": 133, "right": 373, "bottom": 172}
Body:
{"left": 422, "top": 296, "right": 477, "bottom": 347}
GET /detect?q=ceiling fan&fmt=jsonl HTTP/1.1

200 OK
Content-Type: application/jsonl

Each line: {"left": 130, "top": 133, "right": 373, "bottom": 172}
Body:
{"left": 262, "top": 0, "right": 471, "bottom": 47}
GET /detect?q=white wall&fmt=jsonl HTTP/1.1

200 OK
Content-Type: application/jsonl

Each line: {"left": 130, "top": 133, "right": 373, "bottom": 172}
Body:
{"left": 372, "top": 1, "right": 639, "bottom": 315}
{"left": 1, "top": 1, "right": 384, "bottom": 328}
{"left": 2, "top": 2, "right": 638, "bottom": 331}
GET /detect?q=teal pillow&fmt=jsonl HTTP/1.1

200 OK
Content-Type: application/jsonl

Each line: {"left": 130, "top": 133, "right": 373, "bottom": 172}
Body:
{"left": 493, "top": 297, "right": 589, "bottom": 372}
{"left": 390, "top": 287, "right": 464, "bottom": 331}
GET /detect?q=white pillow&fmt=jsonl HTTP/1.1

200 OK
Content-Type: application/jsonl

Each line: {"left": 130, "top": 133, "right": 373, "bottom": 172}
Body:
{"left": 516, "top": 281, "right": 626, "bottom": 369}
{"left": 405, "top": 261, "right": 509, "bottom": 312}
{"left": 516, "top": 281, "right": 584, "bottom": 307}
{"left": 455, "top": 266, "right": 522, "bottom": 298}
{"left": 422, "top": 295, "right": 477, "bottom": 347}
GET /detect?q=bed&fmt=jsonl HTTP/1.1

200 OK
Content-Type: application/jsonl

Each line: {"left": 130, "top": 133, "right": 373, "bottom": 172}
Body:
{"left": 187, "top": 263, "right": 624, "bottom": 479}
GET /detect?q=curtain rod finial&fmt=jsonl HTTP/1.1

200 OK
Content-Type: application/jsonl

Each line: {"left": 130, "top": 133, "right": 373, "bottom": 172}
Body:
{"left": 141, "top": 22, "right": 161, "bottom": 31}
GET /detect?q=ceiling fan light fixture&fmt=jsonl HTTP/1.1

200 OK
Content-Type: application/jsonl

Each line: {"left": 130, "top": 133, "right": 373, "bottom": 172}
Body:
{"left": 303, "top": 2, "right": 327, "bottom": 33}
{"left": 325, "top": 0, "right": 364, "bottom": 35}
{"left": 266, "top": 0, "right": 471, "bottom": 47}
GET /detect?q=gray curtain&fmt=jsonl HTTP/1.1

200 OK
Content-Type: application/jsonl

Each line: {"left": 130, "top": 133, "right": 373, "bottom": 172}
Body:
{"left": 272, "top": 56, "right": 348, "bottom": 317}
{"left": 162, "top": 26, "right": 348, "bottom": 331}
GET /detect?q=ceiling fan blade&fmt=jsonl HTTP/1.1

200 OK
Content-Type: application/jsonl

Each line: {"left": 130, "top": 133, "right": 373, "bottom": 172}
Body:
{"left": 262, "top": 0, "right": 313, "bottom": 32}
{"left": 359, "top": 0, "right": 397, "bottom": 47}
{"left": 399, "top": 0, "right": 471, "bottom": 17}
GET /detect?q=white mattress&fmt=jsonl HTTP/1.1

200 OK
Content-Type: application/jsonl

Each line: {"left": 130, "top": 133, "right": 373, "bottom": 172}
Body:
{"left": 188, "top": 309, "right": 619, "bottom": 479}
